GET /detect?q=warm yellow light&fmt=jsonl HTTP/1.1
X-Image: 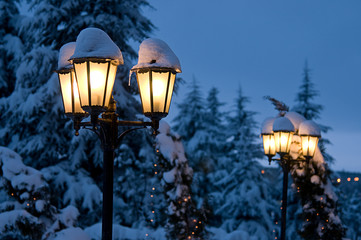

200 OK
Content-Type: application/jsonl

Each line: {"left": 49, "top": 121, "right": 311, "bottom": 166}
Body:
{"left": 135, "top": 68, "right": 176, "bottom": 120}
{"left": 301, "top": 135, "right": 319, "bottom": 159}
{"left": 347, "top": 178, "right": 351, "bottom": 182}
{"left": 261, "top": 170, "right": 265, "bottom": 174}
{"left": 337, "top": 178, "right": 341, "bottom": 183}
{"left": 72, "top": 59, "right": 118, "bottom": 113}
{"left": 355, "top": 177, "right": 359, "bottom": 182}
{"left": 262, "top": 134, "right": 276, "bottom": 157}
{"left": 274, "top": 131, "right": 294, "bottom": 155}
{"left": 57, "top": 69, "right": 85, "bottom": 115}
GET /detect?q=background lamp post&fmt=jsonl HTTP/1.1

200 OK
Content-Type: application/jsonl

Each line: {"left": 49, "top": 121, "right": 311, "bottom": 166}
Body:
{"left": 57, "top": 28, "right": 180, "bottom": 240}
{"left": 261, "top": 114, "right": 321, "bottom": 240}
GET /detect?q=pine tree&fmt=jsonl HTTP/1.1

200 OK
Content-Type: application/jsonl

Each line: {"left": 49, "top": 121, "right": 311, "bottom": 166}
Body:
{"left": 0, "top": 0, "right": 23, "bottom": 98}
{"left": 291, "top": 64, "right": 345, "bottom": 238}
{"left": 292, "top": 62, "right": 333, "bottom": 163}
{"left": 210, "top": 87, "right": 276, "bottom": 238}
{"left": 156, "top": 121, "right": 207, "bottom": 240}
{"left": 0, "top": 0, "right": 155, "bottom": 237}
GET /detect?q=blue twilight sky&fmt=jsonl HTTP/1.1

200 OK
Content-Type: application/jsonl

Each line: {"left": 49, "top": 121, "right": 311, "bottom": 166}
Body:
{"left": 142, "top": 0, "right": 361, "bottom": 172}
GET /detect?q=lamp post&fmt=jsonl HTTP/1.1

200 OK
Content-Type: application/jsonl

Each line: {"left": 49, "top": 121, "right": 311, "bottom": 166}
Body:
{"left": 261, "top": 114, "right": 321, "bottom": 240}
{"left": 56, "top": 29, "right": 181, "bottom": 240}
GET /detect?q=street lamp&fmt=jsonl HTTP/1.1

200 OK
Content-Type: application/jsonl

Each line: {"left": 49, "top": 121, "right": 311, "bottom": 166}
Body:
{"left": 56, "top": 28, "right": 180, "bottom": 240}
{"left": 261, "top": 113, "right": 321, "bottom": 240}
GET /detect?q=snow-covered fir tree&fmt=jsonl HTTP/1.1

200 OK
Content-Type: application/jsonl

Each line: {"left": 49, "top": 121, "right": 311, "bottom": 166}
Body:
{"left": 0, "top": 0, "right": 23, "bottom": 98}
{"left": 291, "top": 64, "right": 346, "bottom": 239}
{"left": 292, "top": 62, "right": 333, "bottom": 163}
{"left": 209, "top": 87, "right": 276, "bottom": 239}
{"left": 0, "top": 0, "right": 157, "bottom": 238}
{"left": 156, "top": 121, "right": 207, "bottom": 240}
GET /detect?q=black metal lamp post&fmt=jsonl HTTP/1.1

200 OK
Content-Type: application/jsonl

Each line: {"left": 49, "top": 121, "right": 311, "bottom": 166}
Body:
{"left": 56, "top": 29, "right": 180, "bottom": 240}
{"left": 261, "top": 116, "right": 320, "bottom": 240}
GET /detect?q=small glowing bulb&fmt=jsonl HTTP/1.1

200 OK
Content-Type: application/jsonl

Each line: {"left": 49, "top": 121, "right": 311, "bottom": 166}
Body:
{"left": 192, "top": 232, "right": 194, "bottom": 235}
{"left": 152, "top": 187, "right": 155, "bottom": 191}
{"left": 261, "top": 170, "right": 265, "bottom": 174}
{"left": 355, "top": 177, "right": 359, "bottom": 182}
{"left": 27, "top": 203, "right": 29, "bottom": 206}
{"left": 320, "top": 197, "right": 323, "bottom": 201}
{"left": 146, "top": 234, "right": 149, "bottom": 237}
{"left": 193, "top": 219, "right": 197, "bottom": 223}
{"left": 154, "top": 164, "right": 157, "bottom": 167}
{"left": 152, "top": 211, "right": 155, "bottom": 213}
{"left": 150, "top": 219, "right": 154, "bottom": 222}
{"left": 337, "top": 178, "right": 341, "bottom": 183}
{"left": 196, "top": 226, "right": 198, "bottom": 229}
{"left": 347, "top": 177, "right": 351, "bottom": 182}
{"left": 155, "top": 172, "right": 158, "bottom": 175}
{"left": 150, "top": 195, "right": 154, "bottom": 198}
{"left": 199, "top": 221, "right": 201, "bottom": 224}
{"left": 184, "top": 198, "right": 188, "bottom": 202}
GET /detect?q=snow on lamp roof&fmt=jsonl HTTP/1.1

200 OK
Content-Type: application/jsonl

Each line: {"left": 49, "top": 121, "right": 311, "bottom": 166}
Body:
{"left": 261, "top": 117, "right": 276, "bottom": 134}
{"left": 299, "top": 120, "right": 321, "bottom": 137}
{"left": 273, "top": 116, "right": 295, "bottom": 132}
{"left": 131, "top": 38, "right": 181, "bottom": 72}
{"left": 58, "top": 42, "right": 76, "bottom": 70}
{"left": 70, "top": 28, "right": 123, "bottom": 64}
{"left": 285, "top": 112, "right": 306, "bottom": 131}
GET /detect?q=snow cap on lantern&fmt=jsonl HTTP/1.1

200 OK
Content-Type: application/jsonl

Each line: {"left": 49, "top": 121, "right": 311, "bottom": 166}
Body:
{"left": 261, "top": 117, "right": 276, "bottom": 134}
{"left": 285, "top": 112, "right": 306, "bottom": 132}
{"left": 69, "top": 28, "right": 122, "bottom": 115}
{"left": 273, "top": 116, "right": 295, "bottom": 132}
{"left": 131, "top": 38, "right": 181, "bottom": 72}
{"left": 70, "top": 28, "right": 123, "bottom": 64}
{"left": 130, "top": 38, "right": 181, "bottom": 121}
{"left": 299, "top": 120, "right": 321, "bottom": 137}
{"left": 58, "top": 42, "right": 76, "bottom": 70}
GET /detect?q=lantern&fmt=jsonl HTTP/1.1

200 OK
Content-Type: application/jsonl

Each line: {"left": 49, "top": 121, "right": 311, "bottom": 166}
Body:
{"left": 299, "top": 120, "right": 321, "bottom": 160}
{"left": 71, "top": 58, "right": 118, "bottom": 114}
{"left": 133, "top": 67, "right": 176, "bottom": 120}
{"left": 56, "top": 67, "right": 85, "bottom": 117}
{"left": 273, "top": 117, "right": 295, "bottom": 156}
{"left": 262, "top": 134, "right": 276, "bottom": 157}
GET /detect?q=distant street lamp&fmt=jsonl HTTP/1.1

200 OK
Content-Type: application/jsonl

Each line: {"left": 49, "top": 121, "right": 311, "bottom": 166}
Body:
{"left": 261, "top": 113, "right": 321, "bottom": 240}
{"left": 56, "top": 28, "right": 181, "bottom": 240}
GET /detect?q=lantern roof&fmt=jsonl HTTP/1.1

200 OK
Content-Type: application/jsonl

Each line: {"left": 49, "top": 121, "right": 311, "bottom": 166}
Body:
{"left": 285, "top": 112, "right": 306, "bottom": 131}
{"left": 299, "top": 120, "right": 321, "bottom": 137}
{"left": 131, "top": 38, "right": 181, "bottom": 73}
{"left": 261, "top": 117, "right": 276, "bottom": 134}
{"left": 70, "top": 28, "right": 123, "bottom": 64}
{"left": 58, "top": 42, "right": 76, "bottom": 70}
{"left": 273, "top": 116, "right": 295, "bottom": 132}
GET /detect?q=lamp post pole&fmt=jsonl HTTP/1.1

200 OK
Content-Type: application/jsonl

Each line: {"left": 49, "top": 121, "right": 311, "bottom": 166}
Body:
{"left": 280, "top": 156, "right": 289, "bottom": 240}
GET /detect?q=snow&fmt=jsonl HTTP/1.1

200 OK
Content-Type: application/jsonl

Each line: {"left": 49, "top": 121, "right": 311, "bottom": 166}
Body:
{"left": 0, "top": 210, "right": 39, "bottom": 231}
{"left": 35, "top": 200, "right": 46, "bottom": 212}
{"left": 261, "top": 117, "right": 275, "bottom": 134}
{"left": 310, "top": 175, "right": 321, "bottom": 184}
{"left": 285, "top": 112, "right": 306, "bottom": 131}
{"left": 84, "top": 223, "right": 166, "bottom": 240}
{"left": 272, "top": 116, "right": 295, "bottom": 132}
{"left": 131, "top": 38, "right": 181, "bottom": 72}
{"left": 299, "top": 120, "right": 321, "bottom": 136}
{"left": 58, "top": 206, "right": 79, "bottom": 227}
{"left": 58, "top": 42, "right": 76, "bottom": 69}
{"left": 70, "top": 28, "right": 123, "bottom": 64}
{"left": 163, "top": 167, "right": 176, "bottom": 183}
{"left": 0, "top": 147, "right": 45, "bottom": 191}
{"left": 52, "top": 227, "right": 90, "bottom": 240}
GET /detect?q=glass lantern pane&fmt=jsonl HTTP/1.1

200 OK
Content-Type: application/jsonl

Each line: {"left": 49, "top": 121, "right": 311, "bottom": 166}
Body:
{"left": 74, "top": 61, "right": 89, "bottom": 107}
{"left": 286, "top": 132, "right": 294, "bottom": 153}
{"left": 151, "top": 71, "right": 169, "bottom": 112}
{"left": 274, "top": 132, "right": 281, "bottom": 153}
{"left": 280, "top": 132, "right": 289, "bottom": 153}
{"left": 263, "top": 134, "right": 275, "bottom": 156}
{"left": 301, "top": 136, "right": 309, "bottom": 156}
{"left": 104, "top": 63, "right": 117, "bottom": 107}
{"left": 308, "top": 136, "right": 318, "bottom": 157}
{"left": 89, "top": 61, "right": 108, "bottom": 106}
{"left": 165, "top": 73, "right": 176, "bottom": 113}
{"left": 59, "top": 72, "right": 72, "bottom": 113}
{"left": 72, "top": 71, "right": 84, "bottom": 113}
{"left": 137, "top": 71, "right": 151, "bottom": 113}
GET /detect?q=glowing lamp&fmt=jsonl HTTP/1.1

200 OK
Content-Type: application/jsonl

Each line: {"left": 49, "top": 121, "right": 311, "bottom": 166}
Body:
{"left": 133, "top": 67, "right": 176, "bottom": 120}
{"left": 272, "top": 117, "right": 295, "bottom": 156}
{"left": 262, "top": 134, "right": 276, "bottom": 157}
{"left": 71, "top": 57, "right": 118, "bottom": 114}
{"left": 56, "top": 67, "right": 85, "bottom": 117}
{"left": 299, "top": 120, "right": 321, "bottom": 161}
